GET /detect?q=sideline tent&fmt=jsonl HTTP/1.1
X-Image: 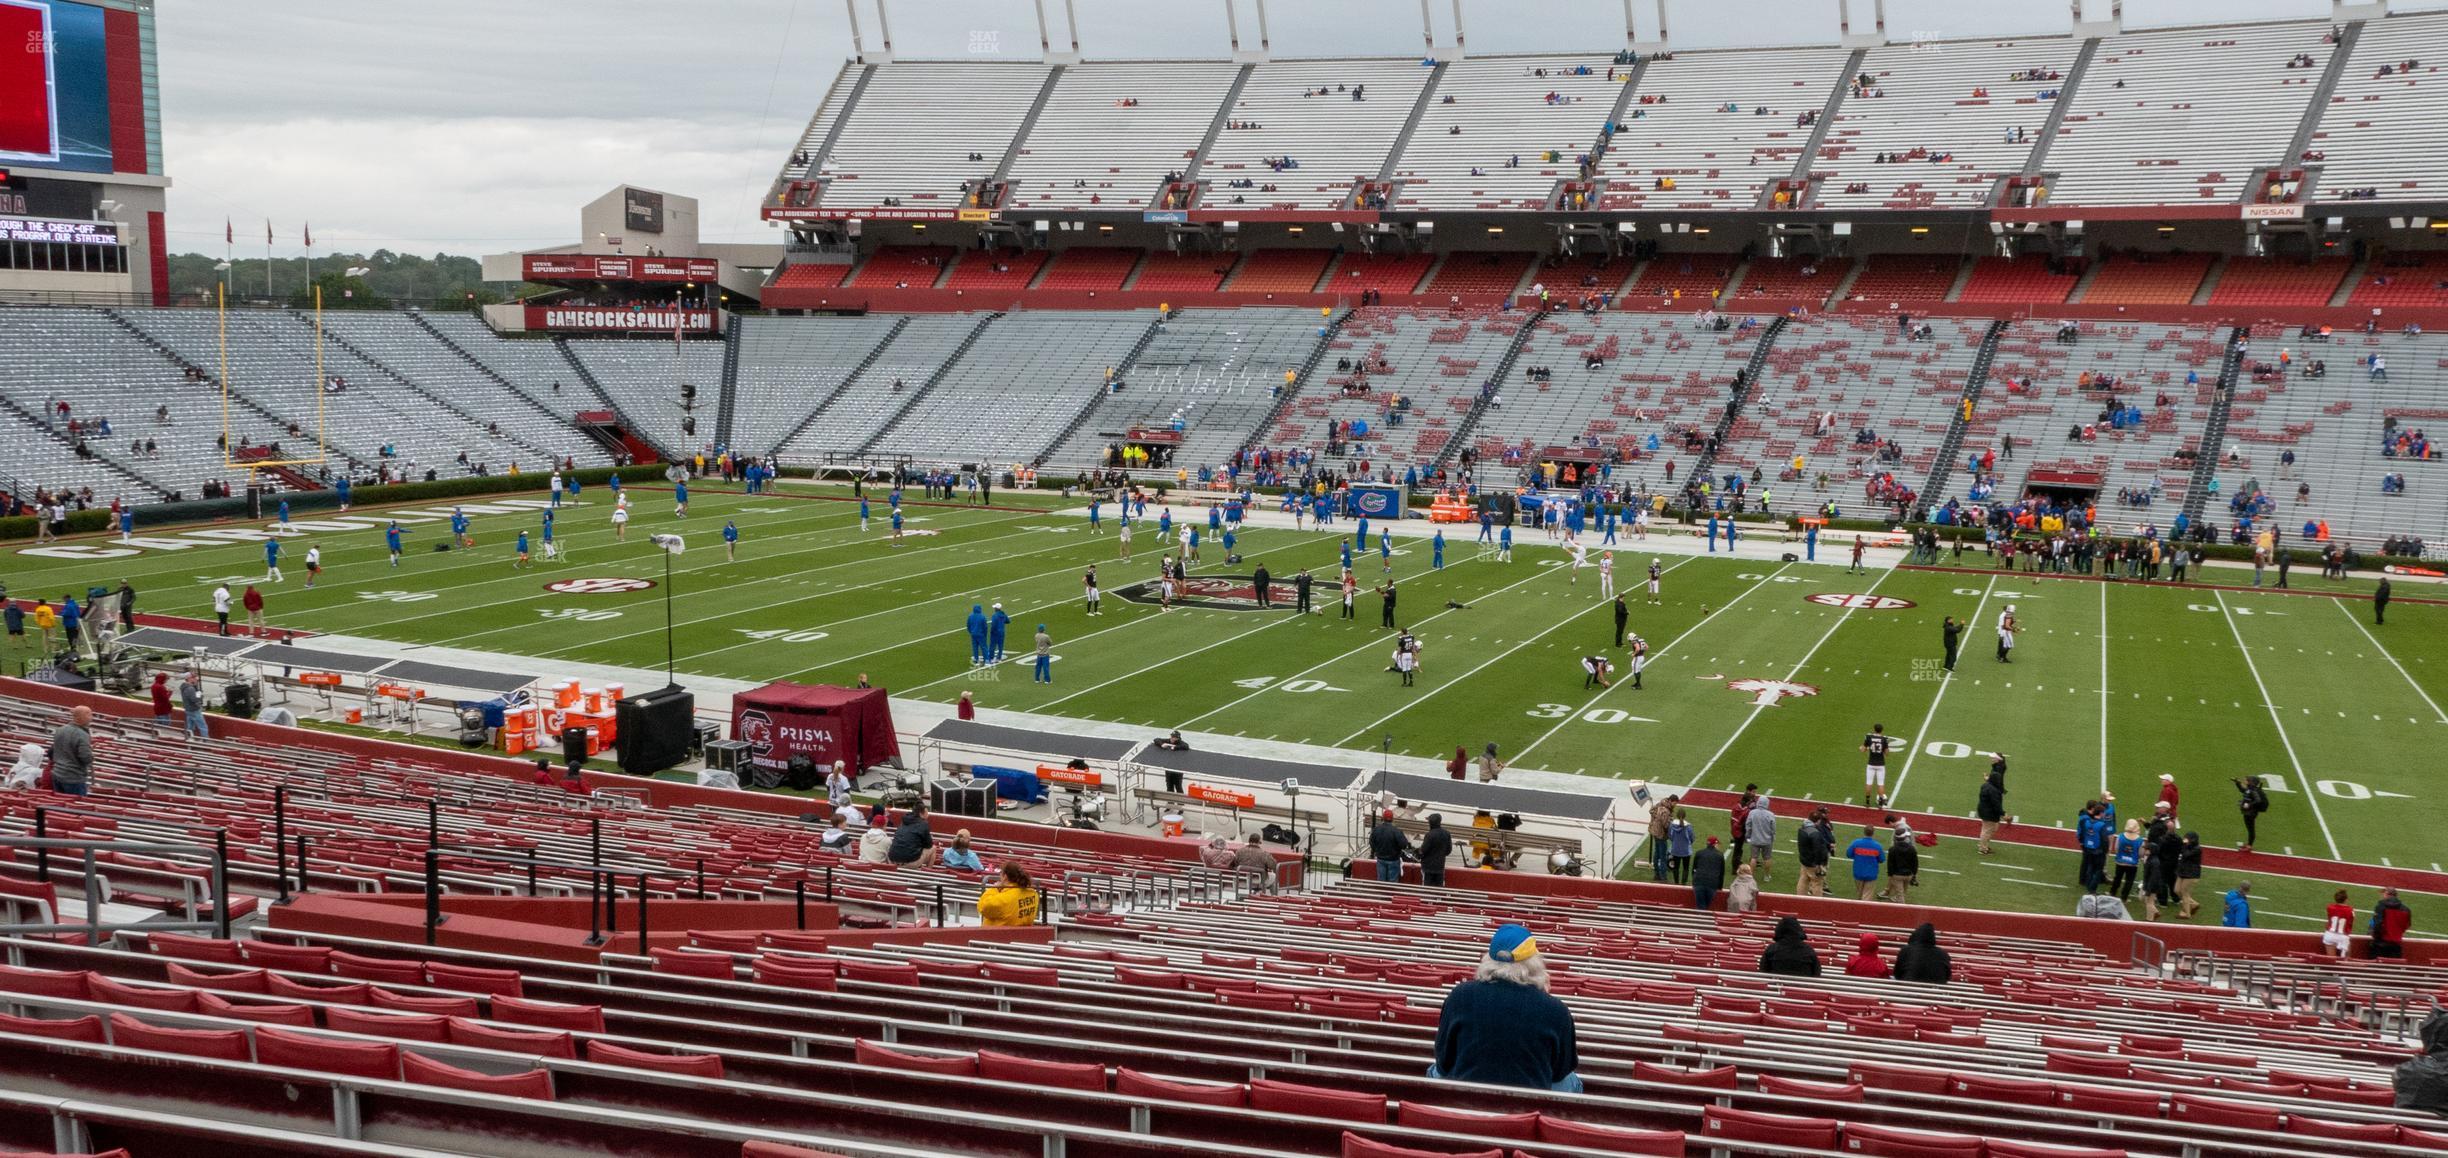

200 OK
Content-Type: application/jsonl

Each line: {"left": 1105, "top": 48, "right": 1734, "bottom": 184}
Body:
{"left": 731, "top": 682, "right": 902, "bottom": 777}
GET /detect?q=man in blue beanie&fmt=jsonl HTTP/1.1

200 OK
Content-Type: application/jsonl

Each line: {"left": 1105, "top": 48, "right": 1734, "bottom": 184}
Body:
{"left": 1429, "top": 924, "right": 1582, "bottom": 1092}
{"left": 965, "top": 605, "right": 988, "bottom": 666}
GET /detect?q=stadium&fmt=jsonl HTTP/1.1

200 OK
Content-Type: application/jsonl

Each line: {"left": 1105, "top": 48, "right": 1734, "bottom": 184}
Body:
{"left": 2, "top": 0, "right": 2447, "bottom": 1154}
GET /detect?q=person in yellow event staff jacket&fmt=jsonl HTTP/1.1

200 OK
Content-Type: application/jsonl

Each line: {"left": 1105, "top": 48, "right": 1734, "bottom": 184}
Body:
{"left": 978, "top": 863, "right": 1040, "bottom": 926}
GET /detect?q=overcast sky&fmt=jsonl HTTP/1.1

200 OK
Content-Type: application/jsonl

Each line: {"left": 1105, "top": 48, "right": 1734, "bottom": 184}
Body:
{"left": 154, "top": 0, "right": 2441, "bottom": 258}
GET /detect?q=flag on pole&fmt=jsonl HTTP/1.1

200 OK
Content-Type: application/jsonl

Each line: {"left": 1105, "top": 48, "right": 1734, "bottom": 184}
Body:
{"left": 265, "top": 219, "right": 273, "bottom": 246}
{"left": 303, "top": 222, "right": 312, "bottom": 248}
{"left": 224, "top": 218, "right": 232, "bottom": 245}
{"left": 649, "top": 533, "right": 686, "bottom": 556}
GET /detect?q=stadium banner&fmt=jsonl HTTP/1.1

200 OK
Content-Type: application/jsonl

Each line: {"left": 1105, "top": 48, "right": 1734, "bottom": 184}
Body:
{"left": 1346, "top": 484, "right": 1408, "bottom": 521}
{"left": 0, "top": 0, "right": 113, "bottom": 174}
{"left": 2240, "top": 203, "right": 2305, "bottom": 221}
{"left": 1142, "top": 210, "right": 1188, "bottom": 224}
{"left": 731, "top": 681, "right": 901, "bottom": 777}
{"left": 956, "top": 208, "right": 994, "bottom": 223}
{"left": 521, "top": 254, "right": 718, "bottom": 282}
{"left": 0, "top": 215, "right": 118, "bottom": 245}
{"left": 763, "top": 205, "right": 967, "bottom": 221}
{"left": 525, "top": 306, "right": 717, "bottom": 334}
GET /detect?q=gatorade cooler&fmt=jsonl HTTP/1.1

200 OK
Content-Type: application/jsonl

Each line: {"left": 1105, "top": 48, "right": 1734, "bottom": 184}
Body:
{"left": 1161, "top": 810, "right": 1185, "bottom": 839}
{"left": 555, "top": 679, "right": 581, "bottom": 708}
{"left": 345, "top": 708, "right": 364, "bottom": 724}
{"left": 582, "top": 687, "right": 605, "bottom": 714}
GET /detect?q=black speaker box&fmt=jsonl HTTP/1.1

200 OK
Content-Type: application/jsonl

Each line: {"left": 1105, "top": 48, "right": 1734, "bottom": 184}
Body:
{"left": 615, "top": 686, "right": 696, "bottom": 775}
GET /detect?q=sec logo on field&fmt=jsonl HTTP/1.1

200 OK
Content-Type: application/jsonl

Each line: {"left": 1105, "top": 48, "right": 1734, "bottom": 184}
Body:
{"left": 544, "top": 577, "right": 657, "bottom": 594}
{"left": 1805, "top": 593, "right": 1916, "bottom": 610}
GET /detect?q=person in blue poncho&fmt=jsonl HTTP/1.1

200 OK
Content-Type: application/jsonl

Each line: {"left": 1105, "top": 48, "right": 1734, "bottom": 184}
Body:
{"left": 988, "top": 602, "right": 1011, "bottom": 662}
{"left": 966, "top": 605, "right": 988, "bottom": 665}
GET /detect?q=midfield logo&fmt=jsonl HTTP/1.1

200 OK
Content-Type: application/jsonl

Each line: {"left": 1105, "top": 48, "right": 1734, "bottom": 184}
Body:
{"left": 1112, "top": 574, "right": 1293, "bottom": 612}
{"left": 1726, "top": 678, "right": 1820, "bottom": 707}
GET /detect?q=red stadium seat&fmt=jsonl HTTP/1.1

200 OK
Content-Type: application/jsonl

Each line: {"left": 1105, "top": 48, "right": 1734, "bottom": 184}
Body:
{"left": 0, "top": 1012, "right": 105, "bottom": 1042}
{"left": 446, "top": 1016, "right": 575, "bottom": 1059}
{"left": 490, "top": 996, "right": 605, "bottom": 1034}
{"left": 1630, "top": 1060, "right": 1738, "bottom": 1088}
{"left": 1758, "top": 1075, "right": 1865, "bottom": 1101}
{"left": 1533, "top": 1115, "right": 1685, "bottom": 1155}
{"left": 1394, "top": 1103, "right": 1539, "bottom": 1140}
{"left": 854, "top": 1040, "right": 977, "bottom": 1076}
{"left": 754, "top": 958, "right": 839, "bottom": 991}
{"left": 368, "top": 988, "right": 480, "bottom": 1018}
{"left": 1337, "top": 1133, "right": 1499, "bottom": 1158}
{"left": 741, "top": 1144, "right": 851, "bottom": 1158}
{"left": 1115, "top": 1068, "right": 1246, "bottom": 1107}
{"left": 265, "top": 976, "right": 369, "bottom": 1004}
{"left": 85, "top": 973, "right": 199, "bottom": 1012}
{"left": 981, "top": 962, "right": 1060, "bottom": 987}
{"left": 2401, "top": 1126, "right": 2448, "bottom": 1149}
{"left": 146, "top": 931, "right": 245, "bottom": 963}
{"left": 329, "top": 950, "right": 427, "bottom": 985}
{"left": 2168, "top": 1093, "right": 2280, "bottom": 1131}
{"left": 1840, "top": 1122, "right": 1984, "bottom": 1158}
{"left": 649, "top": 948, "right": 736, "bottom": 979}
{"left": 195, "top": 992, "right": 315, "bottom": 1026}
{"left": 0, "top": 964, "right": 91, "bottom": 998}
{"left": 237, "top": 941, "right": 332, "bottom": 972}
{"left": 1983, "top": 1142, "right": 2129, "bottom": 1158}
{"left": 1851, "top": 1063, "right": 1951, "bottom": 1094}
{"left": 1249, "top": 1078, "right": 1389, "bottom": 1124}
{"left": 105, "top": 1012, "right": 249, "bottom": 1061}
{"left": 324, "top": 1007, "right": 450, "bottom": 1042}
{"left": 2280, "top": 1114, "right": 2400, "bottom": 1143}
{"left": 1701, "top": 1106, "right": 1840, "bottom": 1149}
{"left": 976, "top": 1050, "right": 1105, "bottom": 1091}
{"left": 585, "top": 1039, "right": 726, "bottom": 1078}
{"left": 2043, "top": 1051, "right": 2131, "bottom": 1079}
{"left": 2056, "top": 1086, "right": 2163, "bottom": 1118}
{"left": 840, "top": 961, "right": 921, "bottom": 986}
{"left": 401, "top": 1051, "right": 555, "bottom": 1100}
{"left": 164, "top": 963, "right": 268, "bottom": 993}
{"left": 253, "top": 1026, "right": 401, "bottom": 1080}
{"left": 424, "top": 961, "right": 524, "bottom": 998}
{"left": 1946, "top": 1073, "right": 2057, "bottom": 1106}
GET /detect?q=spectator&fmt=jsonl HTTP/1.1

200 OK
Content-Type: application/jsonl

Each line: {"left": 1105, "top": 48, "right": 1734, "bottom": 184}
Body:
{"left": 179, "top": 673, "right": 208, "bottom": 739}
{"left": 857, "top": 822, "right": 894, "bottom": 864}
{"left": 1845, "top": 933, "right": 1891, "bottom": 979}
{"left": 938, "top": 830, "right": 985, "bottom": 872}
{"left": 2174, "top": 831, "right": 2205, "bottom": 918}
{"left": 977, "top": 863, "right": 1039, "bottom": 927}
{"left": 1667, "top": 809, "right": 1695, "bottom": 883}
{"left": 1891, "top": 923, "right": 1952, "bottom": 983}
{"left": 1976, "top": 764, "right": 2008, "bottom": 853}
{"left": 1758, "top": 916, "right": 1822, "bottom": 976}
{"left": 1647, "top": 793, "right": 1677, "bottom": 880}
{"left": 149, "top": 672, "right": 173, "bottom": 725}
{"left": 1430, "top": 924, "right": 1583, "bottom": 1093}
{"left": 2400, "top": 1010, "right": 2448, "bottom": 1115}
{"left": 1198, "top": 832, "right": 1236, "bottom": 870}
{"left": 1230, "top": 835, "right": 1279, "bottom": 880}
{"left": 48, "top": 704, "right": 93, "bottom": 797}
{"left": 1698, "top": 826, "right": 1752, "bottom": 894}
{"left": 1370, "top": 810, "right": 1413, "bottom": 882}
{"left": 2222, "top": 880, "right": 2254, "bottom": 928}
{"left": 817, "top": 814, "right": 856, "bottom": 854}
{"left": 1793, "top": 807, "right": 1833, "bottom": 896}
{"left": 1690, "top": 836, "right": 1726, "bottom": 909}
{"left": 2370, "top": 888, "right": 2414, "bottom": 959}
{"left": 2075, "top": 891, "right": 2131, "bottom": 920}
{"left": 887, "top": 804, "right": 937, "bottom": 866}
{"left": 1845, "top": 826, "right": 1886, "bottom": 900}
{"left": 1885, "top": 820, "right": 1919, "bottom": 901}
{"left": 2232, "top": 775, "right": 2270, "bottom": 852}
{"left": 1418, "top": 815, "right": 1452, "bottom": 887}
{"left": 3, "top": 742, "right": 42, "bottom": 791}
{"left": 1743, "top": 795, "right": 1777, "bottom": 879}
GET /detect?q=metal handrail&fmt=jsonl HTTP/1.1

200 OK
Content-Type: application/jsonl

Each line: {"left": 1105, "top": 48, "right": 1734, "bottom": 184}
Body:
{"left": 0, "top": 835, "right": 235, "bottom": 940}
{"left": 421, "top": 844, "right": 651, "bottom": 953}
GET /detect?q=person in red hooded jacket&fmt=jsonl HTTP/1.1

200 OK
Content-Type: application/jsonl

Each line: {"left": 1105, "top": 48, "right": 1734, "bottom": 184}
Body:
{"left": 1844, "top": 932, "right": 1891, "bottom": 979}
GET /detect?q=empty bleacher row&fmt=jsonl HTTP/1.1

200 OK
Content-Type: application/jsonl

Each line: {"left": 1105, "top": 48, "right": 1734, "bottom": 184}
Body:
{"left": 2213, "top": 328, "right": 2446, "bottom": 546}
{"left": 1257, "top": 306, "right": 1528, "bottom": 468}
{"left": 772, "top": 12, "right": 2448, "bottom": 220}
{"left": 1599, "top": 46, "right": 1851, "bottom": 212}
{"left": 1466, "top": 312, "right": 1760, "bottom": 485}
{"left": 1947, "top": 320, "right": 2225, "bottom": 513}
{"left": 1044, "top": 307, "right": 1329, "bottom": 470}
{"left": 865, "top": 310, "right": 1159, "bottom": 463}
{"left": 1712, "top": 315, "right": 1991, "bottom": 517}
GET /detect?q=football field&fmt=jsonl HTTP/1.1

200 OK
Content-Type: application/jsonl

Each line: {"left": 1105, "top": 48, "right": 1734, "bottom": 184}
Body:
{"left": 8, "top": 482, "right": 2444, "bottom": 896}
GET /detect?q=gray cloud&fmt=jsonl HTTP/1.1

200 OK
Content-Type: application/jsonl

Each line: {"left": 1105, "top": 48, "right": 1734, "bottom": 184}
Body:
{"left": 156, "top": 0, "right": 2425, "bottom": 257}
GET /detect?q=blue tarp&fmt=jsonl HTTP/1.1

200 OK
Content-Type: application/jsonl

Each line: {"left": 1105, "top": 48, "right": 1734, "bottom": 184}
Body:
{"left": 972, "top": 764, "right": 1047, "bottom": 805}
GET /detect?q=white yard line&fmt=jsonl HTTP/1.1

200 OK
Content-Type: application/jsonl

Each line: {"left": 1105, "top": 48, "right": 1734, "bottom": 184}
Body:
{"left": 2332, "top": 596, "right": 2448, "bottom": 723}
{"left": 1682, "top": 564, "right": 1892, "bottom": 790}
{"left": 1888, "top": 573, "right": 1995, "bottom": 810}
{"left": 1331, "top": 557, "right": 1697, "bottom": 747}
{"left": 1514, "top": 562, "right": 1795, "bottom": 765}
{"left": 2214, "top": 589, "right": 2342, "bottom": 860}
{"left": 1175, "top": 560, "right": 1550, "bottom": 731}
{"left": 2098, "top": 579, "right": 2112, "bottom": 794}
{"left": 1035, "top": 615, "right": 1301, "bottom": 711}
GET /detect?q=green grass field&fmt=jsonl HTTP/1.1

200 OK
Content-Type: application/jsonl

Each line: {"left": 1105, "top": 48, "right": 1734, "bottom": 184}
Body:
{"left": 7, "top": 480, "right": 2443, "bottom": 928}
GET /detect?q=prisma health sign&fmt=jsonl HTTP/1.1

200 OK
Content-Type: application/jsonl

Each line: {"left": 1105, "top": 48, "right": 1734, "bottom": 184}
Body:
{"left": 0, "top": 0, "right": 115, "bottom": 174}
